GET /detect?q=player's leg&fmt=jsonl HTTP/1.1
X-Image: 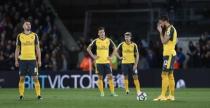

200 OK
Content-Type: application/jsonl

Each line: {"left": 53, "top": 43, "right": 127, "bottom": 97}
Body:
{"left": 153, "top": 72, "right": 169, "bottom": 101}
{"left": 160, "top": 72, "right": 169, "bottom": 97}
{"left": 98, "top": 74, "right": 104, "bottom": 96}
{"left": 132, "top": 65, "right": 141, "bottom": 95}
{"left": 121, "top": 64, "right": 129, "bottom": 94}
{"left": 19, "top": 76, "right": 25, "bottom": 99}
{"left": 18, "top": 60, "right": 26, "bottom": 100}
{"left": 168, "top": 55, "right": 176, "bottom": 101}
{"left": 107, "top": 74, "right": 118, "bottom": 96}
{"left": 154, "top": 56, "right": 170, "bottom": 101}
{"left": 168, "top": 71, "right": 175, "bottom": 101}
{"left": 124, "top": 75, "right": 129, "bottom": 94}
{"left": 29, "top": 60, "right": 42, "bottom": 99}
{"left": 96, "top": 64, "right": 104, "bottom": 96}
{"left": 105, "top": 64, "right": 117, "bottom": 96}
{"left": 32, "top": 75, "right": 42, "bottom": 99}
{"left": 132, "top": 75, "right": 141, "bottom": 95}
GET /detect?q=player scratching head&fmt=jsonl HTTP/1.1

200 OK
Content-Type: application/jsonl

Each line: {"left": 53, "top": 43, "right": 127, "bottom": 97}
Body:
{"left": 124, "top": 32, "right": 132, "bottom": 44}
{"left": 23, "top": 19, "right": 32, "bottom": 34}
{"left": 98, "top": 27, "right": 106, "bottom": 40}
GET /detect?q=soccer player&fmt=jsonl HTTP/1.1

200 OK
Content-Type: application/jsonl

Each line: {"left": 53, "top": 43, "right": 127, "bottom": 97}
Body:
{"left": 15, "top": 19, "right": 42, "bottom": 100}
{"left": 116, "top": 32, "right": 141, "bottom": 95}
{"left": 87, "top": 27, "right": 118, "bottom": 97}
{"left": 154, "top": 15, "right": 177, "bottom": 101}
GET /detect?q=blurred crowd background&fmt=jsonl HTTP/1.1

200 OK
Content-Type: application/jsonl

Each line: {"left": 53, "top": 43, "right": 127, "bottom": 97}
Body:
{"left": 0, "top": 0, "right": 210, "bottom": 72}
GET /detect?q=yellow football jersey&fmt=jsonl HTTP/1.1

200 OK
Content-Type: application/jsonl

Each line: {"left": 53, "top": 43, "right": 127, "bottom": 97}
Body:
{"left": 89, "top": 37, "right": 114, "bottom": 64}
{"left": 118, "top": 42, "right": 138, "bottom": 64}
{"left": 163, "top": 25, "right": 177, "bottom": 56}
{"left": 16, "top": 32, "right": 39, "bottom": 60}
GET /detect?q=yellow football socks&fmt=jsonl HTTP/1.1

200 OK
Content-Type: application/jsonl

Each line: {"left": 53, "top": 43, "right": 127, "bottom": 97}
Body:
{"left": 124, "top": 79, "right": 129, "bottom": 92}
{"left": 169, "top": 72, "right": 175, "bottom": 96}
{"left": 161, "top": 72, "right": 169, "bottom": 97}
{"left": 108, "top": 79, "right": 115, "bottom": 94}
{"left": 134, "top": 79, "right": 141, "bottom": 94}
{"left": 19, "top": 79, "right": 25, "bottom": 96}
{"left": 34, "top": 80, "right": 41, "bottom": 96}
{"left": 98, "top": 79, "right": 104, "bottom": 93}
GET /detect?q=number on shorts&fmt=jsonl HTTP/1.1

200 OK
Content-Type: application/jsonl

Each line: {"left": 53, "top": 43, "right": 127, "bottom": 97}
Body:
{"left": 164, "top": 60, "right": 168, "bottom": 65}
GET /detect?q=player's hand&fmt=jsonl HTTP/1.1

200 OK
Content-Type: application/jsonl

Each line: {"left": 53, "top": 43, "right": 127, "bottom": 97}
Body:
{"left": 118, "top": 57, "right": 124, "bottom": 60}
{"left": 37, "top": 60, "right": 42, "bottom": 67}
{"left": 119, "top": 57, "right": 123, "bottom": 60}
{"left": 15, "top": 60, "right": 19, "bottom": 67}
{"left": 107, "top": 56, "right": 113, "bottom": 60}
{"left": 157, "top": 23, "right": 162, "bottom": 33}
{"left": 93, "top": 55, "right": 99, "bottom": 60}
{"left": 133, "top": 64, "right": 138, "bottom": 71}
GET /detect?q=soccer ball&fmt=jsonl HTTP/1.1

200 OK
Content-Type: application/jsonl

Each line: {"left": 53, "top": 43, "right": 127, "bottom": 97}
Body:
{"left": 136, "top": 92, "right": 147, "bottom": 101}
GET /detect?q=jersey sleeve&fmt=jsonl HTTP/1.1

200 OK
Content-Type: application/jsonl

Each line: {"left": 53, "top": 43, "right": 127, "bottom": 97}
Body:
{"left": 35, "top": 34, "right": 39, "bottom": 45}
{"left": 167, "top": 27, "right": 174, "bottom": 40}
{"left": 134, "top": 43, "right": 139, "bottom": 53}
{"left": 109, "top": 39, "right": 116, "bottom": 56}
{"left": 88, "top": 39, "right": 97, "bottom": 54}
{"left": 109, "top": 39, "right": 116, "bottom": 48}
{"left": 16, "top": 34, "right": 21, "bottom": 46}
{"left": 117, "top": 42, "right": 123, "bottom": 56}
{"left": 89, "top": 39, "right": 96, "bottom": 48}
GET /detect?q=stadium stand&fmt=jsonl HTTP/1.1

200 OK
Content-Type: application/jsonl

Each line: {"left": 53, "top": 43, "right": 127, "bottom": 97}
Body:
{"left": 0, "top": 0, "right": 209, "bottom": 71}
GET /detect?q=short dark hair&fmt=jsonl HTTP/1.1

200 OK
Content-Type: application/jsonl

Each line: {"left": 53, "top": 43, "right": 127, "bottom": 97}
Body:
{"left": 23, "top": 18, "right": 32, "bottom": 25}
{"left": 97, "top": 27, "right": 105, "bottom": 31}
{"left": 24, "top": 18, "right": 32, "bottom": 22}
{"left": 159, "top": 15, "right": 169, "bottom": 22}
{"left": 124, "top": 32, "right": 132, "bottom": 37}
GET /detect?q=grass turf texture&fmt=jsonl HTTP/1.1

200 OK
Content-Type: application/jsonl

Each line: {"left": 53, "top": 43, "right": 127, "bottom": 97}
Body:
{"left": 0, "top": 88, "right": 210, "bottom": 108}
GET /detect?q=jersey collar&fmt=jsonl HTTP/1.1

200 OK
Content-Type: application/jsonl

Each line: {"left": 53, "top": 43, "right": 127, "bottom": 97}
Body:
{"left": 99, "top": 37, "right": 106, "bottom": 40}
{"left": 22, "top": 31, "right": 32, "bottom": 35}
{"left": 125, "top": 41, "right": 132, "bottom": 45}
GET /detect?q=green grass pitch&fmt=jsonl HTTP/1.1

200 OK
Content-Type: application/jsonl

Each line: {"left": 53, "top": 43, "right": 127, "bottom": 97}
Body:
{"left": 0, "top": 88, "right": 210, "bottom": 108}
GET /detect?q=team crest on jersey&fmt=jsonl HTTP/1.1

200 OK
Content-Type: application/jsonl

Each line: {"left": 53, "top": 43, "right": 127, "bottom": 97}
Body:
{"left": 30, "top": 36, "right": 35, "bottom": 39}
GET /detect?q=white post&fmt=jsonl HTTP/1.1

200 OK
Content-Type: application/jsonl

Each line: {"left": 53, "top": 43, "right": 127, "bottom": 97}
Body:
{"left": 88, "top": 58, "right": 93, "bottom": 88}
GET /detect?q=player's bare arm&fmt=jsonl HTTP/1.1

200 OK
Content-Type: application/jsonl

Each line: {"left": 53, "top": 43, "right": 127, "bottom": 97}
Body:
{"left": 15, "top": 45, "right": 20, "bottom": 67}
{"left": 115, "top": 43, "right": 123, "bottom": 60}
{"left": 133, "top": 44, "right": 139, "bottom": 70}
{"left": 15, "top": 34, "right": 20, "bottom": 67}
{"left": 109, "top": 39, "right": 117, "bottom": 60}
{"left": 36, "top": 44, "right": 41, "bottom": 67}
{"left": 87, "top": 40, "right": 98, "bottom": 60}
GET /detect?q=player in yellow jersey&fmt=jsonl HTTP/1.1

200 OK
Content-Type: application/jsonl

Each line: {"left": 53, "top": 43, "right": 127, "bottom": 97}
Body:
{"left": 15, "top": 19, "right": 42, "bottom": 100}
{"left": 154, "top": 16, "right": 177, "bottom": 101}
{"left": 87, "top": 27, "right": 118, "bottom": 97}
{"left": 116, "top": 32, "right": 141, "bottom": 95}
